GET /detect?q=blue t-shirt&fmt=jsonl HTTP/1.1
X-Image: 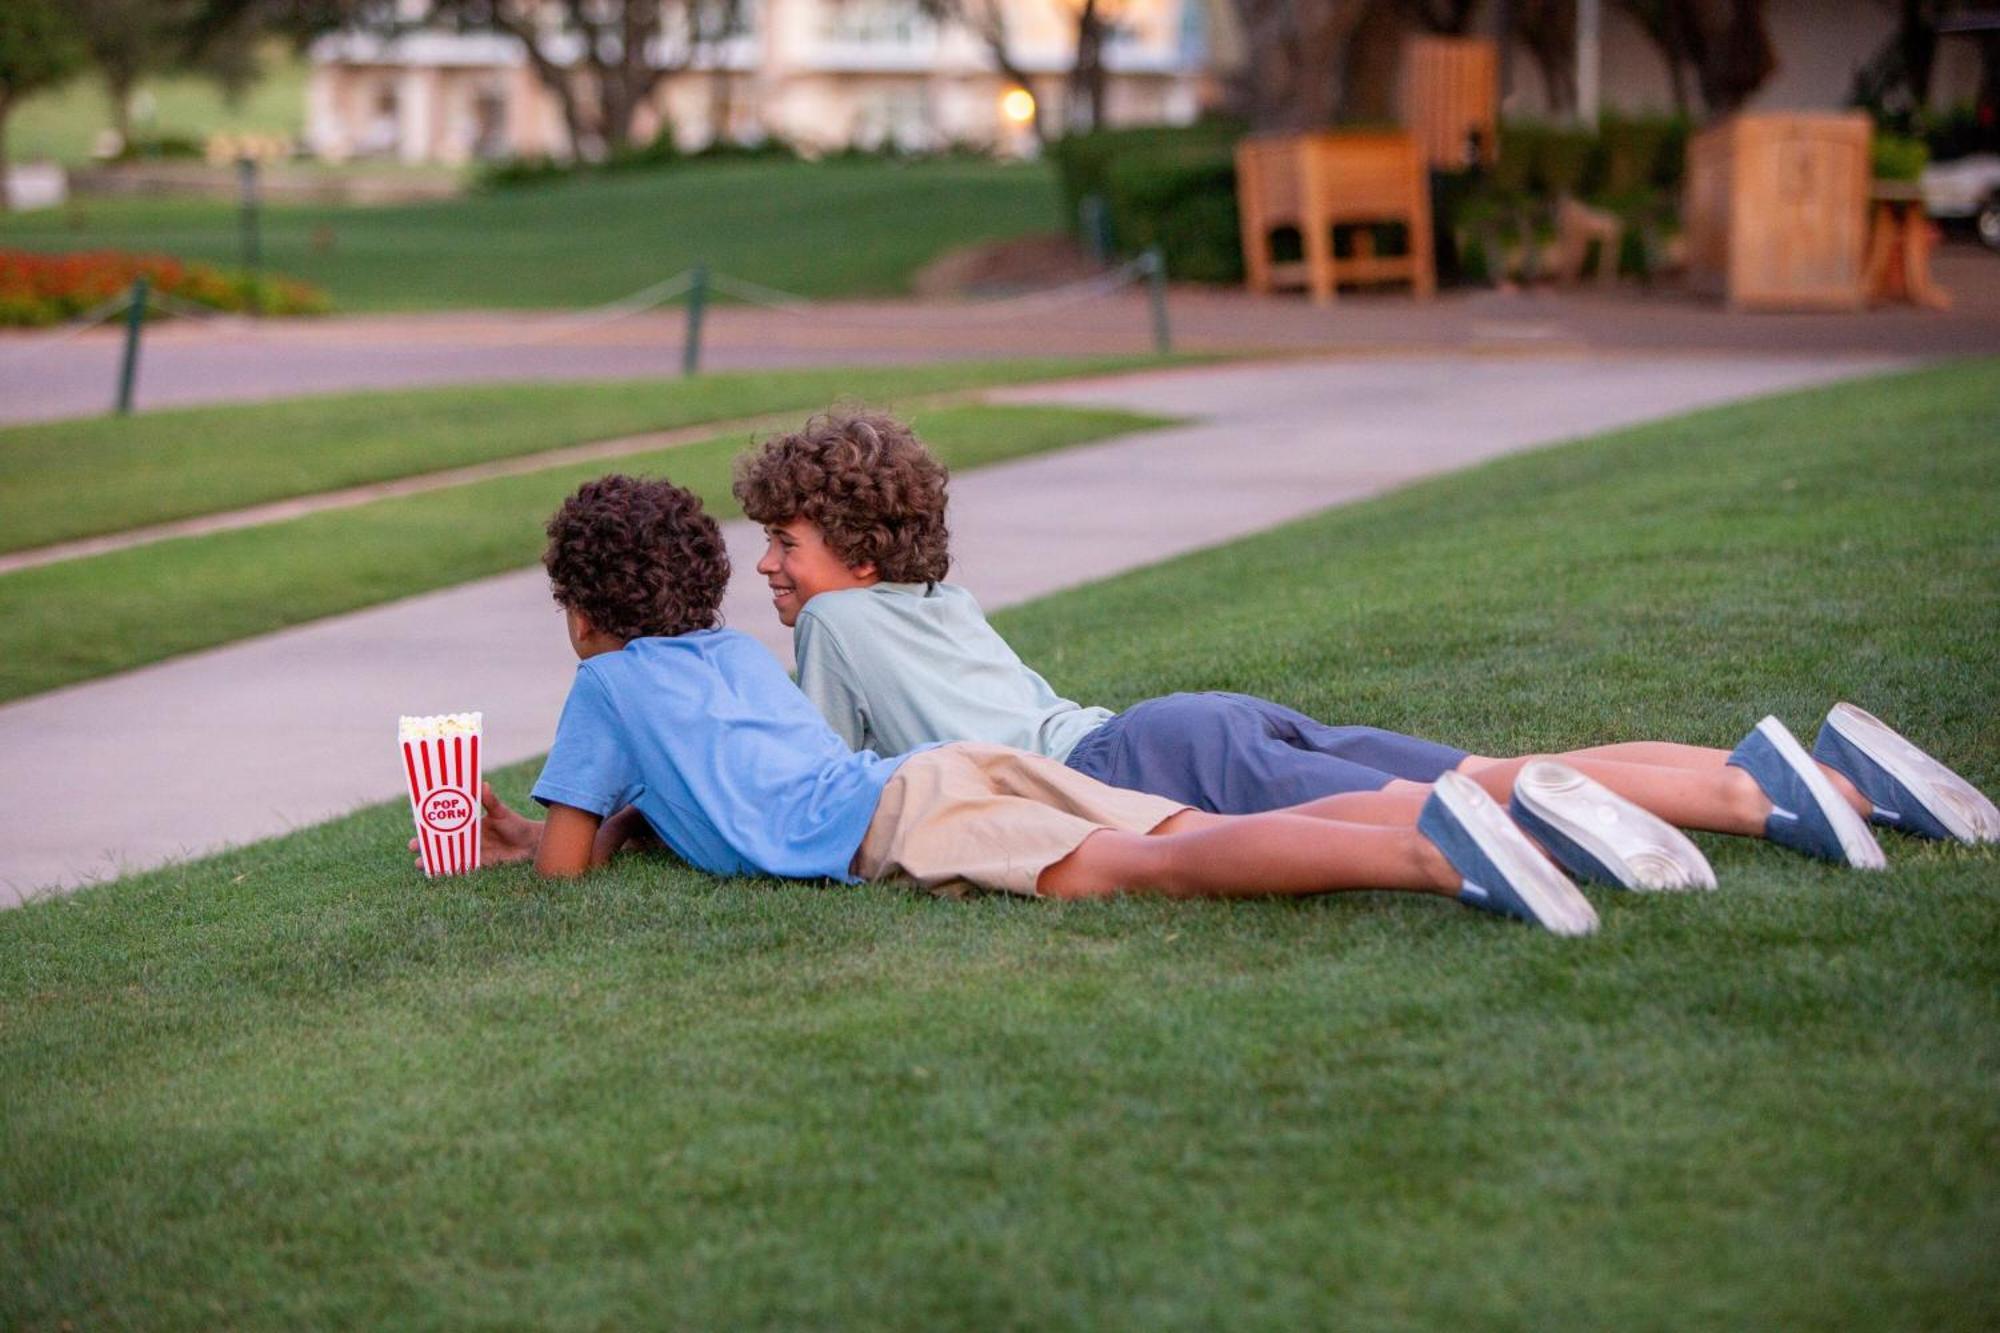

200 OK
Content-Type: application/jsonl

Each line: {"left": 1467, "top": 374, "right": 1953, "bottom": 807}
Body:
{"left": 531, "top": 629, "right": 913, "bottom": 881}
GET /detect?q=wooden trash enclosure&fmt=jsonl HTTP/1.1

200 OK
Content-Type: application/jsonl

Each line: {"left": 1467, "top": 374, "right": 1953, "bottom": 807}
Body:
{"left": 1402, "top": 35, "right": 1499, "bottom": 170}
{"left": 1683, "top": 112, "right": 1871, "bottom": 310}
{"left": 1235, "top": 132, "right": 1436, "bottom": 303}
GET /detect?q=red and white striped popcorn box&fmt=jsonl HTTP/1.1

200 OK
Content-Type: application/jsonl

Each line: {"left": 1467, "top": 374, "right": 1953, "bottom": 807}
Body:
{"left": 399, "top": 712, "right": 483, "bottom": 877}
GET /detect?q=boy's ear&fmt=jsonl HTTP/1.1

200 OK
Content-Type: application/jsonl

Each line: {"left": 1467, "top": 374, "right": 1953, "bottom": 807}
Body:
{"left": 851, "top": 560, "right": 879, "bottom": 582}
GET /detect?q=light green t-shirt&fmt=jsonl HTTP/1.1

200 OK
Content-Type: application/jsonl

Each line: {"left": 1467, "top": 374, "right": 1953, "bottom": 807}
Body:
{"left": 793, "top": 582, "right": 1114, "bottom": 762}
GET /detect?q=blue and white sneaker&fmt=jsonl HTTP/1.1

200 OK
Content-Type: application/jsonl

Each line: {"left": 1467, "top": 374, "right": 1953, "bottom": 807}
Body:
{"left": 1418, "top": 771, "right": 1599, "bottom": 936}
{"left": 1727, "top": 716, "right": 1886, "bottom": 869}
{"left": 1509, "top": 760, "right": 1717, "bottom": 891}
{"left": 1811, "top": 702, "right": 2000, "bottom": 845}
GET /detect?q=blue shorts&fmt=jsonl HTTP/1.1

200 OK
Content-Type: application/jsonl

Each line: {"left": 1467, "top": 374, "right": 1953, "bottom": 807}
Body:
{"left": 1063, "top": 692, "right": 1468, "bottom": 814}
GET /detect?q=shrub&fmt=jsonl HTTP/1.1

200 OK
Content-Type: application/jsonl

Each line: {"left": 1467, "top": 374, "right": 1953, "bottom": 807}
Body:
{"left": 1598, "top": 112, "right": 1689, "bottom": 194}
{"left": 1871, "top": 133, "right": 1929, "bottom": 182}
{"left": 1101, "top": 142, "right": 1243, "bottom": 281}
{"left": 1047, "top": 114, "right": 1692, "bottom": 288}
{"left": 1048, "top": 120, "right": 1242, "bottom": 234}
{"left": 0, "top": 250, "right": 330, "bottom": 326}
{"left": 602, "top": 132, "right": 682, "bottom": 172}
{"left": 479, "top": 133, "right": 811, "bottom": 189}
{"left": 476, "top": 155, "right": 570, "bottom": 190}
{"left": 1048, "top": 121, "right": 1246, "bottom": 280}
{"left": 111, "top": 132, "right": 205, "bottom": 162}
{"left": 1919, "top": 103, "right": 2000, "bottom": 162}
{"left": 686, "top": 136, "right": 800, "bottom": 164}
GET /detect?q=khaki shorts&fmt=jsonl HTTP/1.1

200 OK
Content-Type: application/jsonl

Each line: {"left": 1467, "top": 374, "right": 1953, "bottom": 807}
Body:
{"left": 853, "top": 744, "right": 1190, "bottom": 897}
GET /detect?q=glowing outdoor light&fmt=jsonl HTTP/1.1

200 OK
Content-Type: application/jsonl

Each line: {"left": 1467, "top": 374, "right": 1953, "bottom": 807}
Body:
{"left": 1000, "top": 88, "right": 1036, "bottom": 125}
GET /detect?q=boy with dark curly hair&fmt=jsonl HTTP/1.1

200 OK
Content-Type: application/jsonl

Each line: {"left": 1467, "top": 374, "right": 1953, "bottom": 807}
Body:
{"left": 732, "top": 412, "right": 1999, "bottom": 888}
{"left": 458, "top": 472, "right": 1624, "bottom": 935}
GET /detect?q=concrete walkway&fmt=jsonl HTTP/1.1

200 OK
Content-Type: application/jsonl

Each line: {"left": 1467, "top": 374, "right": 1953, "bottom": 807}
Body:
{"left": 0, "top": 353, "right": 1906, "bottom": 905}
{"left": 1, "top": 249, "right": 1993, "bottom": 425}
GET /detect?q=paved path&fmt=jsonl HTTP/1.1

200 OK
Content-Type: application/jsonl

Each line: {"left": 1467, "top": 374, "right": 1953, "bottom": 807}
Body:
{"left": 1, "top": 249, "right": 1993, "bottom": 424}
{"left": 0, "top": 353, "right": 1906, "bottom": 905}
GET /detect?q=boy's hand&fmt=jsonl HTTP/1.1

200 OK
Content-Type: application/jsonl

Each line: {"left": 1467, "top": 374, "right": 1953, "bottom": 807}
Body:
{"left": 408, "top": 782, "right": 542, "bottom": 868}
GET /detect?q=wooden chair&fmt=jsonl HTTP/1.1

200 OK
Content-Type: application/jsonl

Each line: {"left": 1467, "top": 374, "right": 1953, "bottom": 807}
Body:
{"left": 1235, "top": 131, "right": 1435, "bottom": 304}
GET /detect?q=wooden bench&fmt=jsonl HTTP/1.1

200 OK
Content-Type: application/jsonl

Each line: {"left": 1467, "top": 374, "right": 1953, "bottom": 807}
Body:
{"left": 1235, "top": 131, "right": 1435, "bottom": 304}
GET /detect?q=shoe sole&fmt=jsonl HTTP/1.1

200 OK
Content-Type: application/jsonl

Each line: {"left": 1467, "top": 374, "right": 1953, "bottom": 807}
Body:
{"left": 1513, "top": 760, "right": 1717, "bottom": 891}
{"left": 1755, "top": 717, "right": 1886, "bottom": 870}
{"left": 1435, "top": 771, "right": 1599, "bottom": 937}
{"left": 1827, "top": 702, "right": 2000, "bottom": 844}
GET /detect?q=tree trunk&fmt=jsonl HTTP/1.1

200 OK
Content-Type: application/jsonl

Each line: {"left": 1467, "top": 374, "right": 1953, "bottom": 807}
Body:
{"left": 1231, "top": 0, "right": 1372, "bottom": 132}
{"left": 1068, "top": 0, "right": 1106, "bottom": 135}
{"left": 0, "top": 94, "right": 14, "bottom": 213}
{"left": 1691, "top": 0, "right": 1774, "bottom": 116}
{"left": 106, "top": 70, "right": 133, "bottom": 150}
{"left": 1899, "top": 0, "right": 1937, "bottom": 108}
{"left": 1341, "top": 3, "right": 1405, "bottom": 122}
{"left": 1980, "top": 32, "right": 2000, "bottom": 113}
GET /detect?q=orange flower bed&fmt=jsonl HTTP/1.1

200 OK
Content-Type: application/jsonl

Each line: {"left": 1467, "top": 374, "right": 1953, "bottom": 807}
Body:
{"left": 0, "top": 250, "right": 330, "bottom": 327}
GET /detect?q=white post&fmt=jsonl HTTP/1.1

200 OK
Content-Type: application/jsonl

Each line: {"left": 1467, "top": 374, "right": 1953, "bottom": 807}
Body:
{"left": 398, "top": 68, "right": 436, "bottom": 165}
{"left": 1575, "top": 0, "right": 1601, "bottom": 128}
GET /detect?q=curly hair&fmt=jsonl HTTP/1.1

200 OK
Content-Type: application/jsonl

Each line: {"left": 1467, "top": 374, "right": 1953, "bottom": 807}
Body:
{"left": 732, "top": 411, "right": 951, "bottom": 584}
{"left": 543, "top": 475, "right": 730, "bottom": 640}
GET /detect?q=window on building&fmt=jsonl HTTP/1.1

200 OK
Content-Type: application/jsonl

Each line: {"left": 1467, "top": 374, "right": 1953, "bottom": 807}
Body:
{"left": 818, "top": 0, "right": 936, "bottom": 46}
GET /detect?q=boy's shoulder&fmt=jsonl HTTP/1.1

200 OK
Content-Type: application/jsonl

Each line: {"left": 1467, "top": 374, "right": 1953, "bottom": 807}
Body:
{"left": 799, "top": 582, "right": 980, "bottom": 633}
{"left": 581, "top": 627, "right": 767, "bottom": 693}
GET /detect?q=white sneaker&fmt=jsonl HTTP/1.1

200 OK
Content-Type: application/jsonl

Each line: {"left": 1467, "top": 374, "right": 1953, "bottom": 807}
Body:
{"left": 1509, "top": 760, "right": 1717, "bottom": 891}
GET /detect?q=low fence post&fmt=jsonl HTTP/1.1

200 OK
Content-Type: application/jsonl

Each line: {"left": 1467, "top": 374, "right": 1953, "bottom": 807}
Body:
{"left": 682, "top": 264, "right": 708, "bottom": 377}
{"left": 237, "top": 157, "right": 262, "bottom": 272}
{"left": 1141, "top": 247, "right": 1171, "bottom": 355}
{"left": 1078, "top": 195, "right": 1112, "bottom": 264}
{"left": 115, "top": 276, "right": 150, "bottom": 417}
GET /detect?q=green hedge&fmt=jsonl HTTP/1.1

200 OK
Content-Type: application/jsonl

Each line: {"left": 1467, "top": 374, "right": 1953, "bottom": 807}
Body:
{"left": 1048, "top": 121, "right": 1246, "bottom": 282}
{"left": 1049, "top": 114, "right": 1694, "bottom": 286}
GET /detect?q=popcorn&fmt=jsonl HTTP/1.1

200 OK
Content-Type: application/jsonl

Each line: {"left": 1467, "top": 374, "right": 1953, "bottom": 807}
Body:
{"left": 399, "top": 712, "right": 483, "bottom": 877}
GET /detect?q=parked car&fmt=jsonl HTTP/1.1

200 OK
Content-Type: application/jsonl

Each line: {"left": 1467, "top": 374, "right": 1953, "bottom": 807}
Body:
{"left": 1922, "top": 153, "right": 2000, "bottom": 251}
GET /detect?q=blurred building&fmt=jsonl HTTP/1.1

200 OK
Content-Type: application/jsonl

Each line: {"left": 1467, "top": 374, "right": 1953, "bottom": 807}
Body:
{"left": 304, "top": 0, "right": 1210, "bottom": 164}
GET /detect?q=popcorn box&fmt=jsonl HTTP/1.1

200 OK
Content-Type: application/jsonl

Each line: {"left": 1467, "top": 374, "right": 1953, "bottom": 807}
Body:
{"left": 399, "top": 712, "right": 482, "bottom": 877}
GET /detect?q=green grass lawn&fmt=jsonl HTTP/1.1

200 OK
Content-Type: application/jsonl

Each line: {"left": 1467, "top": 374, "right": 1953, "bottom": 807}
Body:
{"left": 4, "top": 362, "right": 1997, "bottom": 1329}
{"left": 0, "top": 357, "right": 1171, "bottom": 554}
{"left": 0, "top": 401, "right": 1170, "bottom": 702}
{"left": 0, "top": 159, "right": 1064, "bottom": 310}
{"left": 8, "top": 48, "right": 309, "bottom": 165}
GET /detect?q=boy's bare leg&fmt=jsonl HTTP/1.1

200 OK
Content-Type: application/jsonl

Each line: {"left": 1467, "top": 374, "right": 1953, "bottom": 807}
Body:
{"left": 1037, "top": 810, "right": 1461, "bottom": 901}
{"left": 1462, "top": 749, "right": 1871, "bottom": 822}
{"left": 1281, "top": 748, "right": 1869, "bottom": 837}
{"left": 1562, "top": 741, "right": 1729, "bottom": 771}
{"left": 1532, "top": 741, "right": 1869, "bottom": 816}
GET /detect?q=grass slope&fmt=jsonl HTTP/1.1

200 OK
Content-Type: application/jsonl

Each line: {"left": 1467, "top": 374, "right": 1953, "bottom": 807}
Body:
{"left": 9, "top": 49, "right": 309, "bottom": 165}
{"left": 3, "top": 362, "right": 1997, "bottom": 1330}
{"left": 0, "top": 357, "right": 1173, "bottom": 553}
{"left": 0, "top": 402, "right": 1170, "bottom": 702}
{"left": 0, "top": 160, "right": 1062, "bottom": 310}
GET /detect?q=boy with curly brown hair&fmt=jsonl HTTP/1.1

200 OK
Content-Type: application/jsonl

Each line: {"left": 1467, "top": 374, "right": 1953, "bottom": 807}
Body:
{"left": 458, "top": 472, "right": 1623, "bottom": 935}
{"left": 731, "top": 412, "right": 1999, "bottom": 889}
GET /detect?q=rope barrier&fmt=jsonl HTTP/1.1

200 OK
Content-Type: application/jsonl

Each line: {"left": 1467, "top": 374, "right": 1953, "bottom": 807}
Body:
{"left": 144, "top": 290, "right": 258, "bottom": 327}
{"left": 501, "top": 268, "right": 699, "bottom": 345}
{"left": 703, "top": 257, "right": 1152, "bottom": 327}
{"left": 0, "top": 292, "right": 136, "bottom": 357}
{"left": 0, "top": 250, "right": 1171, "bottom": 406}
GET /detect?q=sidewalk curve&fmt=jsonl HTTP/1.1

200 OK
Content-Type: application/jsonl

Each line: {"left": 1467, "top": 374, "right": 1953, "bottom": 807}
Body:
{"left": 0, "top": 353, "right": 1907, "bottom": 905}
